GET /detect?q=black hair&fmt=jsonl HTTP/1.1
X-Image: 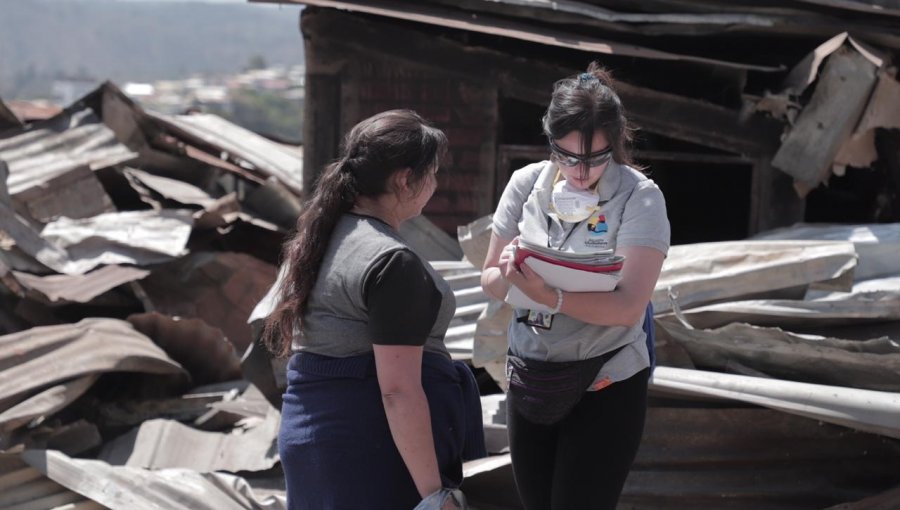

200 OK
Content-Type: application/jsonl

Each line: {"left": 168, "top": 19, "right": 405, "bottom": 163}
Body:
{"left": 542, "top": 62, "right": 637, "bottom": 178}
{"left": 263, "top": 109, "right": 448, "bottom": 357}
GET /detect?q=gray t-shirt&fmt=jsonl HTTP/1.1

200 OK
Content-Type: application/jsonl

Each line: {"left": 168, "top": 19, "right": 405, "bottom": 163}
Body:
{"left": 292, "top": 214, "right": 456, "bottom": 358}
{"left": 493, "top": 160, "right": 670, "bottom": 386}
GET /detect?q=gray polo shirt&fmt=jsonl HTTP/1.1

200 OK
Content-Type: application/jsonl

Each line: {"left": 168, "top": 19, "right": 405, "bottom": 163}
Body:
{"left": 493, "top": 160, "right": 670, "bottom": 387}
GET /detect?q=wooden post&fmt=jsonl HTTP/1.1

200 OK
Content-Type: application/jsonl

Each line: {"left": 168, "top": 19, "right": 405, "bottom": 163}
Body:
{"left": 300, "top": 9, "right": 342, "bottom": 199}
{"left": 749, "top": 157, "right": 805, "bottom": 235}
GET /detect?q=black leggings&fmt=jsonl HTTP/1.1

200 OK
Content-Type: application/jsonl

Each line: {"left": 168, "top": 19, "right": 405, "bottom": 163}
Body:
{"left": 507, "top": 368, "right": 649, "bottom": 510}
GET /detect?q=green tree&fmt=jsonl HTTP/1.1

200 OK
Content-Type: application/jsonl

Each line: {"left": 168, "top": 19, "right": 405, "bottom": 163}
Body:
{"left": 245, "top": 55, "right": 268, "bottom": 72}
{"left": 211, "top": 88, "right": 303, "bottom": 143}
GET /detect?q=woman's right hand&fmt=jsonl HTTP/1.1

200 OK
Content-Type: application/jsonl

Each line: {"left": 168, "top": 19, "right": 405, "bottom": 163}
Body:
{"left": 480, "top": 233, "right": 516, "bottom": 301}
{"left": 497, "top": 238, "right": 519, "bottom": 279}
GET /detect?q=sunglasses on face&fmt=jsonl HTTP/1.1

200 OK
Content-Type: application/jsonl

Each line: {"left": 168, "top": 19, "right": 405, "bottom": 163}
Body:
{"left": 549, "top": 140, "right": 613, "bottom": 168}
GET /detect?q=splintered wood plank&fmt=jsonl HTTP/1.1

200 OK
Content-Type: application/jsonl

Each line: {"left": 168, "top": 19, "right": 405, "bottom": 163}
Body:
{"left": 772, "top": 48, "right": 878, "bottom": 196}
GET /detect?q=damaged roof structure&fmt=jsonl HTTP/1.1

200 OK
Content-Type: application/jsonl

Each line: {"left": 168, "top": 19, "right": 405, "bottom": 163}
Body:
{"left": 255, "top": 0, "right": 900, "bottom": 240}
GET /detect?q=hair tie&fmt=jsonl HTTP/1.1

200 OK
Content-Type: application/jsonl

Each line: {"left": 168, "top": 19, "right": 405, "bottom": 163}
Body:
{"left": 578, "top": 72, "right": 597, "bottom": 84}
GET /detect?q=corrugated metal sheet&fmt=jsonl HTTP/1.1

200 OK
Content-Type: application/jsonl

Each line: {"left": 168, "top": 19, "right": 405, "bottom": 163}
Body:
{"left": 123, "top": 167, "right": 218, "bottom": 209}
{"left": 432, "top": 260, "right": 487, "bottom": 359}
{"left": 12, "top": 164, "right": 116, "bottom": 224}
{"left": 753, "top": 223, "right": 900, "bottom": 280}
{"left": 9, "top": 265, "right": 149, "bottom": 304}
{"left": 0, "top": 454, "right": 103, "bottom": 510}
{"left": 19, "top": 450, "right": 285, "bottom": 510}
{"left": 657, "top": 318, "right": 900, "bottom": 391}
{"left": 0, "top": 108, "right": 137, "bottom": 196}
{"left": 665, "top": 290, "right": 900, "bottom": 329}
{"left": 0, "top": 375, "right": 98, "bottom": 435}
{"left": 37, "top": 209, "right": 194, "bottom": 274}
{"left": 98, "top": 407, "right": 280, "bottom": 473}
{"left": 652, "top": 366, "right": 900, "bottom": 439}
{"left": 149, "top": 112, "right": 303, "bottom": 196}
{"left": 398, "top": 215, "right": 464, "bottom": 261}
{"left": 653, "top": 240, "right": 858, "bottom": 314}
{"left": 0, "top": 319, "right": 186, "bottom": 437}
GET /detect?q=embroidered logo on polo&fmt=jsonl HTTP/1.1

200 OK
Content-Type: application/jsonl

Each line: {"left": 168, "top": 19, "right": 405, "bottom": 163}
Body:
{"left": 587, "top": 214, "right": 608, "bottom": 234}
{"left": 584, "top": 212, "right": 609, "bottom": 248}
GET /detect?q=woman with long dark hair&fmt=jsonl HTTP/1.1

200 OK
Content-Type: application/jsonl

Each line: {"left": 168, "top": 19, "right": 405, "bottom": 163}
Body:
{"left": 481, "top": 63, "right": 670, "bottom": 509}
{"left": 266, "top": 110, "right": 484, "bottom": 510}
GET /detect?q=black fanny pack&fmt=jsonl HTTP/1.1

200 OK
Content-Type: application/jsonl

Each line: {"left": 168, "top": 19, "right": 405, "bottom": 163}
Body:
{"left": 506, "top": 346, "right": 625, "bottom": 425}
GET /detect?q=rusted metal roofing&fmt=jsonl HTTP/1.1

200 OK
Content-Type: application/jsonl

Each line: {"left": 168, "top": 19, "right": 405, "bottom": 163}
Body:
{"left": 124, "top": 167, "right": 219, "bottom": 209}
{"left": 12, "top": 164, "right": 116, "bottom": 224}
{"left": 141, "top": 252, "right": 278, "bottom": 353}
{"left": 0, "top": 108, "right": 137, "bottom": 196}
{"left": 0, "top": 319, "right": 186, "bottom": 437}
{"left": 4, "top": 100, "right": 62, "bottom": 123}
{"left": 9, "top": 265, "right": 150, "bottom": 304}
{"left": 128, "top": 312, "right": 243, "bottom": 386}
{"left": 148, "top": 112, "right": 304, "bottom": 196}
{"left": 254, "top": 0, "right": 782, "bottom": 71}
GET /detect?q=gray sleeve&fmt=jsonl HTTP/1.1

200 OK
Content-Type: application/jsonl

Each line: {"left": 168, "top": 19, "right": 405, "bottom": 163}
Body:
{"left": 616, "top": 179, "right": 671, "bottom": 255}
{"left": 492, "top": 163, "right": 545, "bottom": 240}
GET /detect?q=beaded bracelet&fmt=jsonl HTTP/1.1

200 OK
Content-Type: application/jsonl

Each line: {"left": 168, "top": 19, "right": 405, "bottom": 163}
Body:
{"left": 549, "top": 288, "right": 563, "bottom": 315}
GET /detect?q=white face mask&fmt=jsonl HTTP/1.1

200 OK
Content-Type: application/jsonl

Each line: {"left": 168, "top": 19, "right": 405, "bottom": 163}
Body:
{"left": 550, "top": 179, "right": 599, "bottom": 222}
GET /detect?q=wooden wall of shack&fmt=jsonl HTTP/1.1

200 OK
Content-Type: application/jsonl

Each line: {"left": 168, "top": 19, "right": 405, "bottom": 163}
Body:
{"left": 295, "top": 2, "right": 900, "bottom": 243}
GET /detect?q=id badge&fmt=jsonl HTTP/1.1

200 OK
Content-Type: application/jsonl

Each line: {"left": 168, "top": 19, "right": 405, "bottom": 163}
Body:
{"left": 525, "top": 310, "right": 554, "bottom": 329}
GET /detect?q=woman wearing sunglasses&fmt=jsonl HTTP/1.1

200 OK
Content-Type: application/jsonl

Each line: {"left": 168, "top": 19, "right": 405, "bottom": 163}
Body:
{"left": 481, "top": 63, "right": 670, "bottom": 509}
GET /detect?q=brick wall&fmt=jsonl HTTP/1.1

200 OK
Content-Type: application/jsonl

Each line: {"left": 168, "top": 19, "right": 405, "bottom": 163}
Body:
{"left": 346, "top": 59, "right": 498, "bottom": 234}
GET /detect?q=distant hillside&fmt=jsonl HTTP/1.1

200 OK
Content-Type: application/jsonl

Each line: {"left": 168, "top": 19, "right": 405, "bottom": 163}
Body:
{"left": 0, "top": 0, "right": 304, "bottom": 99}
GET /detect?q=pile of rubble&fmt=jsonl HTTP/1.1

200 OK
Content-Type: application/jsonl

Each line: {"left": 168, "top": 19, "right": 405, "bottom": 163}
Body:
{"left": 0, "top": 82, "right": 303, "bottom": 508}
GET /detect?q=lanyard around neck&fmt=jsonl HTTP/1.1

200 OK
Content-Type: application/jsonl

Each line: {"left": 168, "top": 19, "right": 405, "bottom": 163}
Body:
{"left": 546, "top": 215, "right": 584, "bottom": 250}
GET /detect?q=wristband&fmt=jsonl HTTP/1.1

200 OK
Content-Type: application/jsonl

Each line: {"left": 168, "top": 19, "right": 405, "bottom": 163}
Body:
{"left": 549, "top": 288, "right": 563, "bottom": 315}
